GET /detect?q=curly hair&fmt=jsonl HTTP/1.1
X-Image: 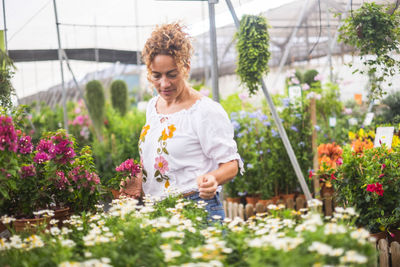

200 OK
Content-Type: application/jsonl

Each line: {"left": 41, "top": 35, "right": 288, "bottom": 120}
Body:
{"left": 142, "top": 23, "right": 193, "bottom": 80}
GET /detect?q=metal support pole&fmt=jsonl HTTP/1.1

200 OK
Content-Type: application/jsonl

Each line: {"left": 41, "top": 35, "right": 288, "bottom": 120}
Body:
{"left": 52, "top": 0, "right": 68, "bottom": 132}
{"left": 272, "top": 0, "right": 313, "bottom": 89}
{"left": 2, "top": 0, "right": 8, "bottom": 53}
{"left": 208, "top": 0, "right": 219, "bottom": 102}
{"left": 225, "top": 0, "right": 313, "bottom": 201}
{"left": 325, "top": 1, "right": 333, "bottom": 82}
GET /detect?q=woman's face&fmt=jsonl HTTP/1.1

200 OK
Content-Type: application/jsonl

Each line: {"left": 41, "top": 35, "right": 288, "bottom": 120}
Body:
{"left": 149, "top": 55, "right": 188, "bottom": 102}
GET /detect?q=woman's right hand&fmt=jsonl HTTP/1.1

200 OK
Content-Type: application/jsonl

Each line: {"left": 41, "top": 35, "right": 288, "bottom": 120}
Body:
{"left": 119, "top": 172, "right": 143, "bottom": 199}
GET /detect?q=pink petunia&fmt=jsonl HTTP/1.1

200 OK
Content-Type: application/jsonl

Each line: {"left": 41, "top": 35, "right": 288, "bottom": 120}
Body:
{"left": 154, "top": 156, "right": 169, "bottom": 175}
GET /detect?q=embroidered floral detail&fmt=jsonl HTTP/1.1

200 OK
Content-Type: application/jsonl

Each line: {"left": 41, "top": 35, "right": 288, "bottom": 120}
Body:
{"left": 161, "top": 124, "right": 176, "bottom": 141}
{"left": 153, "top": 124, "right": 176, "bottom": 188}
{"left": 139, "top": 125, "right": 150, "bottom": 142}
{"left": 154, "top": 156, "right": 169, "bottom": 174}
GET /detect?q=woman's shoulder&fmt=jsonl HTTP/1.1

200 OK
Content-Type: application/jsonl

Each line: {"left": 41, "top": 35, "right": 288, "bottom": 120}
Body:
{"left": 192, "top": 96, "right": 229, "bottom": 119}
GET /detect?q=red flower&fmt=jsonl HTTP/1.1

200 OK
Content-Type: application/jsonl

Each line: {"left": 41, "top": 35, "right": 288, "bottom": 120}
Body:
{"left": 366, "top": 182, "right": 384, "bottom": 196}
{"left": 330, "top": 173, "right": 337, "bottom": 180}
{"left": 309, "top": 170, "right": 314, "bottom": 179}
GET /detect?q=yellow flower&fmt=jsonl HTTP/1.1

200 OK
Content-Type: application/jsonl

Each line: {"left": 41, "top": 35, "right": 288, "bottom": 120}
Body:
{"left": 393, "top": 135, "right": 400, "bottom": 148}
{"left": 348, "top": 131, "right": 356, "bottom": 140}
{"left": 161, "top": 124, "right": 176, "bottom": 140}
{"left": 140, "top": 125, "right": 150, "bottom": 141}
{"left": 358, "top": 128, "right": 365, "bottom": 138}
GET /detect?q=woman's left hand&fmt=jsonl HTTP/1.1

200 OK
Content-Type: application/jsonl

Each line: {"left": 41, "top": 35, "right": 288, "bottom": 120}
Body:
{"left": 197, "top": 174, "right": 218, "bottom": 199}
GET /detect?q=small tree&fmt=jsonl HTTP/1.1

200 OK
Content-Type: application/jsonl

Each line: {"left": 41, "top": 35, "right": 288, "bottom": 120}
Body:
{"left": 110, "top": 80, "right": 128, "bottom": 116}
{"left": 85, "top": 80, "right": 105, "bottom": 133}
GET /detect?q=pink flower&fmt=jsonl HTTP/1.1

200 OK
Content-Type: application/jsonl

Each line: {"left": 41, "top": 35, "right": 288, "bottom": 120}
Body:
{"left": 116, "top": 158, "right": 141, "bottom": 177}
{"left": 154, "top": 156, "right": 169, "bottom": 175}
{"left": 34, "top": 151, "right": 50, "bottom": 164}
{"left": 238, "top": 92, "right": 248, "bottom": 100}
{"left": 381, "top": 164, "right": 386, "bottom": 170}
{"left": 18, "top": 135, "right": 33, "bottom": 154}
{"left": 291, "top": 77, "right": 300, "bottom": 84}
{"left": 336, "top": 157, "right": 343, "bottom": 166}
{"left": 21, "top": 164, "right": 36, "bottom": 178}
{"left": 314, "top": 74, "right": 323, "bottom": 81}
{"left": 0, "top": 116, "right": 18, "bottom": 152}
{"left": 302, "top": 83, "right": 310, "bottom": 90}
{"left": 199, "top": 89, "right": 210, "bottom": 97}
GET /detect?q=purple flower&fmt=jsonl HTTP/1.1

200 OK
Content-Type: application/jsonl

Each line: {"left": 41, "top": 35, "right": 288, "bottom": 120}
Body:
{"left": 116, "top": 158, "right": 141, "bottom": 177}
{"left": 0, "top": 116, "right": 18, "bottom": 152}
{"left": 18, "top": 135, "right": 34, "bottom": 154}
{"left": 282, "top": 98, "right": 290, "bottom": 108}
{"left": 34, "top": 152, "right": 50, "bottom": 164}
{"left": 21, "top": 164, "right": 36, "bottom": 178}
{"left": 271, "top": 129, "right": 278, "bottom": 137}
{"left": 291, "top": 126, "right": 298, "bottom": 132}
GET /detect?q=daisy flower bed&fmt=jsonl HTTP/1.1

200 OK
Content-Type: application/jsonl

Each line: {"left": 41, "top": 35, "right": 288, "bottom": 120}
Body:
{"left": 0, "top": 196, "right": 376, "bottom": 266}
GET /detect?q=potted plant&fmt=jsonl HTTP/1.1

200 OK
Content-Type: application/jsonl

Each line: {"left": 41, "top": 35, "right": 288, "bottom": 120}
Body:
{"left": 338, "top": 2, "right": 400, "bottom": 98}
{"left": 107, "top": 158, "right": 141, "bottom": 198}
{"left": 333, "top": 144, "right": 400, "bottom": 237}
{"left": 316, "top": 142, "right": 343, "bottom": 196}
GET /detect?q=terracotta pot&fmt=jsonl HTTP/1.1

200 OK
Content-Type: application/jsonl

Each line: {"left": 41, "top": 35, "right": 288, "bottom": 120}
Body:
{"left": 321, "top": 183, "right": 334, "bottom": 197}
{"left": 370, "top": 231, "right": 387, "bottom": 243}
{"left": 110, "top": 188, "right": 121, "bottom": 199}
{"left": 0, "top": 222, "right": 6, "bottom": 233}
{"left": 13, "top": 217, "right": 49, "bottom": 233}
{"left": 271, "top": 196, "right": 281, "bottom": 204}
{"left": 281, "top": 194, "right": 295, "bottom": 200}
{"left": 226, "top": 197, "right": 241, "bottom": 203}
{"left": 245, "top": 196, "right": 260, "bottom": 206}
{"left": 53, "top": 207, "right": 71, "bottom": 227}
{"left": 257, "top": 199, "right": 274, "bottom": 207}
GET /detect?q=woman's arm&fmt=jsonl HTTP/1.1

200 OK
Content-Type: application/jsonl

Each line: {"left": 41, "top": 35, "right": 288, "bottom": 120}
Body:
{"left": 197, "top": 160, "right": 238, "bottom": 199}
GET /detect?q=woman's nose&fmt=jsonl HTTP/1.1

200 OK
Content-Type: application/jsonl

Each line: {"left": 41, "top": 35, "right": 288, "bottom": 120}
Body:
{"left": 160, "top": 76, "right": 171, "bottom": 88}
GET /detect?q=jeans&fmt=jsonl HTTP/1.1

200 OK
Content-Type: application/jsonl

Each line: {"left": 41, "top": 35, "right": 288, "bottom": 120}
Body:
{"left": 184, "top": 191, "right": 225, "bottom": 222}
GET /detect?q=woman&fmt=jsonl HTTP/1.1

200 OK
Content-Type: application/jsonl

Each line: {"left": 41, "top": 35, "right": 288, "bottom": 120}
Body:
{"left": 120, "top": 23, "right": 243, "bottom": 219}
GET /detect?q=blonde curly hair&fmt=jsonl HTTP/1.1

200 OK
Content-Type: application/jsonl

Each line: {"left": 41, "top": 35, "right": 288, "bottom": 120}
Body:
{"left": 142, "top": 22, "right": 193, "bottom": 80}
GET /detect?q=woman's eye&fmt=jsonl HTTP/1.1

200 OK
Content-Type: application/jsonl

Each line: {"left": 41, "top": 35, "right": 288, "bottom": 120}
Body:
{"left": 152, "top": 74, "right": 161, "bottom": 79}
{"left": 167, "top": 74, "right": 177, "bottom": 78}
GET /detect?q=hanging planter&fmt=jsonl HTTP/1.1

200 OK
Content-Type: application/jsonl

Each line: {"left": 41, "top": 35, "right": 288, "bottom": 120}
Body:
{"left": 235, "top": 14, "right": 271, "bottom": 96}
{"left": 338, "top": 2, "right": 400, "bottom": 99}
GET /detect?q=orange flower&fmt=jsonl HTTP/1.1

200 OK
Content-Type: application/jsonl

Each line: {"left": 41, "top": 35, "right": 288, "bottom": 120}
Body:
{"left": 351, "top": 139, "right": 373, "bottom": 154}
{"left": 161, "top": 124, "right": 176, "bottom": 141}
{"left": 139, "top": 125, "right": 150, "bottom": 142}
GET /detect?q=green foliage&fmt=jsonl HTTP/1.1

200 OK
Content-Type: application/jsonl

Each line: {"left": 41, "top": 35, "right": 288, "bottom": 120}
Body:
{"left": 334, "top": 145, "right": 400, "bottom": 233}
{"left": 235, "top": 15, "right": 271, "bottom": 96}
{"left": 303, "top": 69, "right": 319, "bottom": 86}
{"left": 338, "top": 2, "right": 400, "bottom": 98}
{"left": 85, "top": 80, "right": 105, "bottom": 130}
{"left": 0, "top": 50, "right": 16, "bottom": 110}
{"left": 110, "top": 80, "right": 128, "bottom": 116}
{"left": 0, "top": 197, "right": 377, "bottom": 266}
{"left": 92, "top": 106, "right": 145, "bottom": 186}
{"left": 376, "top": 90, "right": 400, "bottom": 124}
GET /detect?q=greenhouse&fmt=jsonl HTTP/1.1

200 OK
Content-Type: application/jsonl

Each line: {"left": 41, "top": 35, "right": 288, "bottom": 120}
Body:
{"left": 1, "top": 0, "right": 400, "bottom": 266}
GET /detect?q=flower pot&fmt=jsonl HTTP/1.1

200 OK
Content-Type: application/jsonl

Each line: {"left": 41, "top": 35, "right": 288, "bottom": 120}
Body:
{"left": 53, "top": 207, "right": 71, "bottom": 227}
{"left": 271, "top": 196, "right": 281, "bottom": 204}
{"left": 245, "top": 196, "right": 260, "bottom": 206}
{"left": 321, "top": 183, "right": 334, "bottom": 197}
{"left": 110, "top": 188, "right": 121, "bottom": 199}
{"left": 12, "top": 217, "right": 49, "bottom": 233}
{"left": 226, "top": 197, "right": 241, "bottom": 203}
{"left": 257, "top": 199, "right": 274, "bottom": 207}
{"left": 370, "top": 231, "right": 387, "bottom": 243}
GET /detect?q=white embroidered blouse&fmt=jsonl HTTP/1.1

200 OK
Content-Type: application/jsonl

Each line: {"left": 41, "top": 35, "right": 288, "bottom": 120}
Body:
{"left": 138, "top": 95, "right": 243, "bottom": 198}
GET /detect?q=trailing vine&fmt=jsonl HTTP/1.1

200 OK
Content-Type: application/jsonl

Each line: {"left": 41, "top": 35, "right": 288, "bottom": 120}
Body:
{"left": 0, "top": 50, "right": 16, "bottom": 110}
{"left": 338, "top": 2, "right": 400, "bottom": 99}
{"left": 235, "top": 15, "right": 271, "bottom": 96}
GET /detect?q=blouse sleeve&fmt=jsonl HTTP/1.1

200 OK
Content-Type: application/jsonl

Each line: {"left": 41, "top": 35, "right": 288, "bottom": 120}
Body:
{"left": 194, "top": 99, "right": 244, "bottom": 174}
